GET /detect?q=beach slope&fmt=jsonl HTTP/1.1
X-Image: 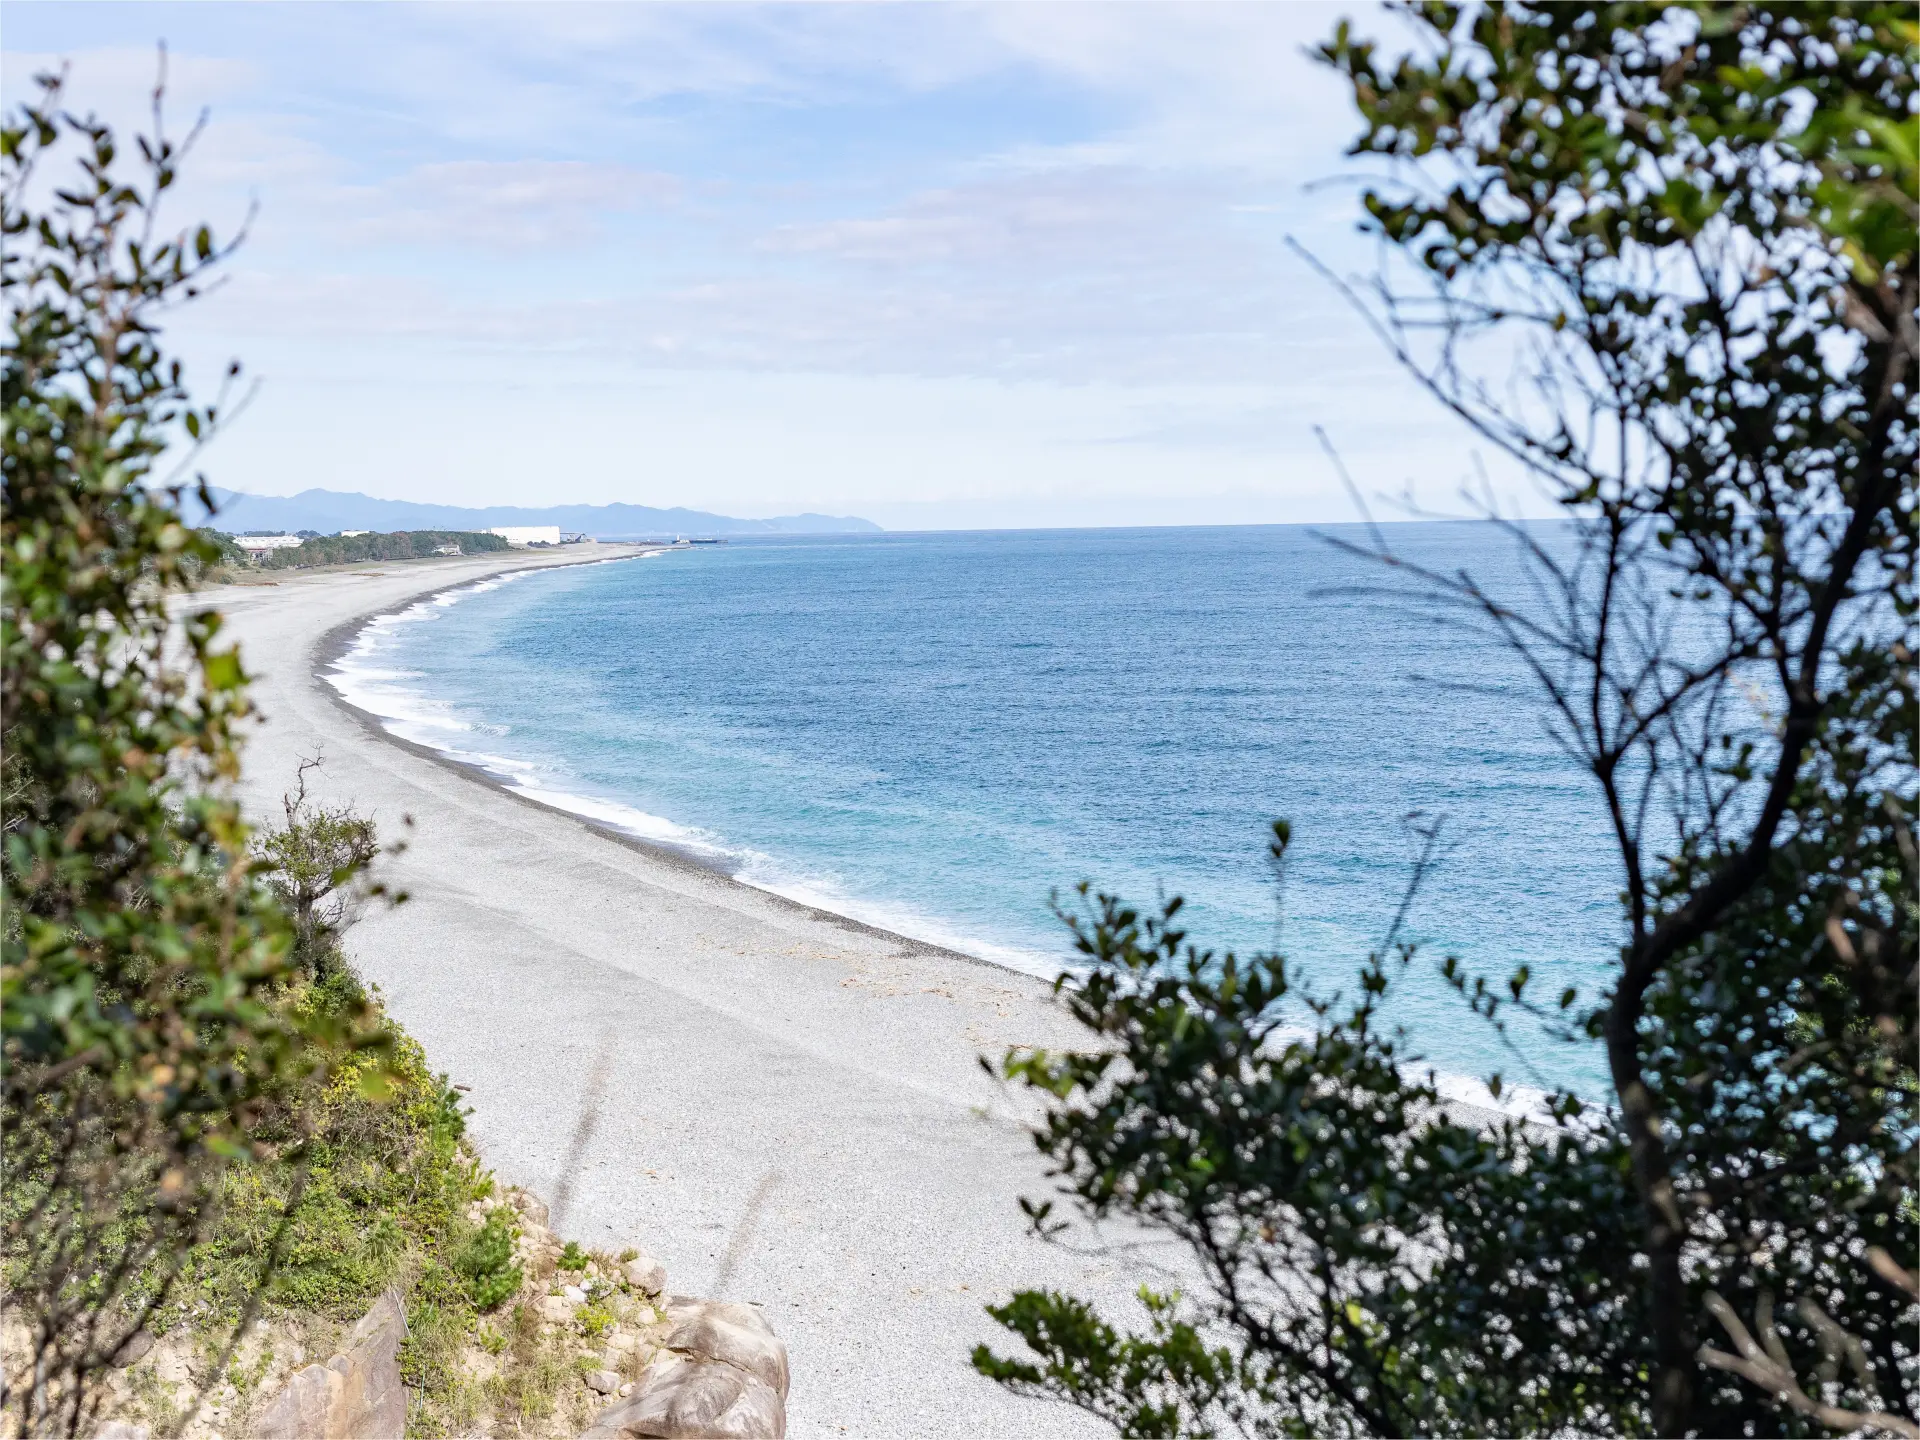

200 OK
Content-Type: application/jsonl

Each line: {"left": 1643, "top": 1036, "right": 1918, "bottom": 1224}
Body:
{"left": 210, "top": 546, "right": 1141, "bottom": 1438}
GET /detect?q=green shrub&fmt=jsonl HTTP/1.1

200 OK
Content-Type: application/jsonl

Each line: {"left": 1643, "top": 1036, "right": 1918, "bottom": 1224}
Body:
{"left": 457, "top": 1210, "right": 523, "bottom": 1311}
{"left": 2, "top": 69, "right": 374, "bottom": 1431}
{"left": 557, "top": 1240, "right": 589, "bottom": 1273}
{"left": 578, "top": 1290, "right": 617, "bottom": 1342}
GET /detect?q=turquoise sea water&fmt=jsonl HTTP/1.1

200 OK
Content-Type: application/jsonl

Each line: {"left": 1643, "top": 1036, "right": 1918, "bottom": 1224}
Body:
{"left": 329, "top": 524, "right": 1617, "bottom": 1100}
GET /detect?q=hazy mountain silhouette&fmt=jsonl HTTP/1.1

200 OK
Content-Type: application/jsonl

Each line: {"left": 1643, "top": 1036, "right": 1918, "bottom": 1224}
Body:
{"left": 189, "top": 487, "right": 882, "bottom": 537}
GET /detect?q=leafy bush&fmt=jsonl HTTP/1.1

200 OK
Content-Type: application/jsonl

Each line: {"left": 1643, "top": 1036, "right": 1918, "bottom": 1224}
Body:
{"left": 457, "top": 1210, "right": 524, "bottom": 1313}
{"left": 979, "top": 5, "right": 1915, "bottom": 1438}
{"left": 557, "top": 1241, "right": 589, "bottom": 1274}
{"left": 253, "top": 756, "right": 395, "bottom": 979}
{"left": 1, "top": 66, "right": 376, "bottom": 1434}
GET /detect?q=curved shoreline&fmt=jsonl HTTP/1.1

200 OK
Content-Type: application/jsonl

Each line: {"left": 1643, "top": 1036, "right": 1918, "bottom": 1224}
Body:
{"left": 304, "top": 545, "right": 1039, "bottom": 977}
{"left": 285, "top": 543, "right": 1526, "bottom": 1137}
{"left": 211, "top": 541, "right": 1135, "bottom": 1440}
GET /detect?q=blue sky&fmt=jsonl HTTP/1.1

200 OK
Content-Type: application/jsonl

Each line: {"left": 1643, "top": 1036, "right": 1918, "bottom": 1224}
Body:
{"left": 6, "top": 2, "right": 1535, "bottom": 528}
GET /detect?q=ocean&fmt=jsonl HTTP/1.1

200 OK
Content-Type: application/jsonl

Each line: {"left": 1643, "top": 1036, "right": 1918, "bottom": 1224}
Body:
{"left": 327, "top": 523, "right": 1617, "bottom": 1100}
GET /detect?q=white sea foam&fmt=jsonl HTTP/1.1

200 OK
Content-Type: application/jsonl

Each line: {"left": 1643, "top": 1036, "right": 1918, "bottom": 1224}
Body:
{"left": 324, "top": 559, "right": 1575, "bottom": 1124}
{"left": 328, "top": 580, "right": 1069, "bottom": 977}
{"left": 733, "top": 868, "right": 1063, "bottom": 978}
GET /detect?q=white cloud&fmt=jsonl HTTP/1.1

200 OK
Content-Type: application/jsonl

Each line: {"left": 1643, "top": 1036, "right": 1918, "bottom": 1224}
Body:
{"left": 336, "top": 160, "right": 681, "bottom": 250}
{"left": 7, "top": 3, "right": 1504, "bottom": 524}
{"left": 763, "top": 167, "right": 1233, "bottom": 268}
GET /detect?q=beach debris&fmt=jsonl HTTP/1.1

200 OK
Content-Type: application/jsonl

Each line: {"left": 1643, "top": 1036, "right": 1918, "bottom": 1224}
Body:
{"left": 253, "top": 1287, "right": 408, "bottom": 1440}
{"left": 579, "top": 1298, "right": 789, "bottom": 1439}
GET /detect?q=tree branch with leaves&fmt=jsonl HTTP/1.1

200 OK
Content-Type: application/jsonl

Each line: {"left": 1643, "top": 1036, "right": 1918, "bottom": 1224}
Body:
{"left": 976, "top": 5, "right": 1914, "bottom": 1436}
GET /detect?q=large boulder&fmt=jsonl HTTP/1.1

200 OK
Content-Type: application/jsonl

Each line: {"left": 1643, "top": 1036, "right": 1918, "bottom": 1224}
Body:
{"left": 254, "top": 1287, "right": 408, "bottom": 1440}
{"left": 580, "top": 1299, "right": 787, "bottom": 1440}
{"left": 660, "top": 1300, "right": 787, "bottom": 1400}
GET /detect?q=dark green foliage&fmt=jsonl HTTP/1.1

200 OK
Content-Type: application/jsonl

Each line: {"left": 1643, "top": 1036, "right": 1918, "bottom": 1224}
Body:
{"left": 1, "top": 68, "right": 297, "bottom": 1148}
{"left": 983, "top": 861, "right": 1650, "bottom": 1439}
{"left": 166, "top": 1024, "right": 472, "bottom": 1330}
{"left": 979, "top": 6, "right": 1915, "bottom": 1438}
{"left": 0, "top": 67, "right": 380, "bottom": 1435}
{"left": 976, "top": 1288, "right": 1246, "bottom": 1439}
{"left": 556, "top": 1240, "right": 589, "bottom": 1274}
{"left": 250, "top": 529, "right": 510, "bottom": 569}
{"left": 1, "top": 64, "right": 535, "bottom": 1440}
{"left": 458, "top": 1211, "right": 524, "bottom": 1312}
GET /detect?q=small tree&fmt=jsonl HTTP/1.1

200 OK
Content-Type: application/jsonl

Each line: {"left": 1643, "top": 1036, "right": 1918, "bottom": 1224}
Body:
{"left": 253, "top": 754, "right": 389, "bottom": 980}
{"left": 977, "top": 5, "right": 1914, "bottom": 1437}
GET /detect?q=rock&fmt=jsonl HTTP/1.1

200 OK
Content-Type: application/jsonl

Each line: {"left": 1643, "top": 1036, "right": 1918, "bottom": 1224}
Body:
{"left": 337, "top": 1286, "right": 410, "bottom": 1438}
{"left": 107, "top": 1330, "right": 154, "bottom": 1368}
{"left": 92, "top": 1424, "right": 150, "bottom": 1440}
{"left": 564, "top": 1284, "right": 589, "bottom": 1304}
{"left": 579, "top": 1354, "right": 783, "bottom": 1439}
{"left": 253, "top": 1363, "right": 345, "bottom": 1440}
{"left": 662, "top": 1299, "right": 789, "bottom": 1399}
{"left": 254, "top": 1287, "right": 408, "bottom": 1440}
{"left": 515, "top": 1190, "right": 550, "bottom": 1228}
{"left": 621, "top": 1252, "right": 667, "bottom": 1296}
{"left": 584, "top": 1368, "right": 623, "bottom": 1394}
{"left": 541, "top": 1295, "right": 575, "bottom": 1324}
{"left": 580, "top": 1299, "right": 788, "bottom": 1439}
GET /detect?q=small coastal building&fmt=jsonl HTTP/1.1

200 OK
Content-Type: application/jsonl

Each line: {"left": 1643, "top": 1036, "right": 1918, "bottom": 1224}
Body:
{"left": 432, "top": 542, "right": 462, "bottom": 556}
{"left": 234, "top": 534, "right": 304, "bottom": 555}
{"left": 339, "top": 529, "right": 371, "bottom": 537}
{"left": 486, "top": 525, "right": 562, "bottom": 547}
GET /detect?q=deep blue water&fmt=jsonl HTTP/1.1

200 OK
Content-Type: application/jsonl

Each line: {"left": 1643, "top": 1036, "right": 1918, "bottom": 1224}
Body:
{"left": 330, "top": 524, "right": 1617, "bottom": 1099}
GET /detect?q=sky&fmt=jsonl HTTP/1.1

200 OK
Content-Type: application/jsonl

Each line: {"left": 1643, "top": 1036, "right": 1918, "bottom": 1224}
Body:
{"left": 5, "top": 2, "right": 1541, "bottom": 529}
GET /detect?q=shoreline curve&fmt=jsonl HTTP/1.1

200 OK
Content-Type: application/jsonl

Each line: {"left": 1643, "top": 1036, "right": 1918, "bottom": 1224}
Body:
{"left": 301, "top": 545, "right": 1040, "bottom": 978}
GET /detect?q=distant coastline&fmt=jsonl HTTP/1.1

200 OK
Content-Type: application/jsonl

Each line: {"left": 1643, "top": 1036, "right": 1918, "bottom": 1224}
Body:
{"left": 194, "top": 485, "right": 882, "bottom": 539}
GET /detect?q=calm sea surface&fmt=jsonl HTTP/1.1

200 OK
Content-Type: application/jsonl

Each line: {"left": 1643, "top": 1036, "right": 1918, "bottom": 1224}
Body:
{"left": 329, "top": 524, "right": 1617, "bottom": 1098}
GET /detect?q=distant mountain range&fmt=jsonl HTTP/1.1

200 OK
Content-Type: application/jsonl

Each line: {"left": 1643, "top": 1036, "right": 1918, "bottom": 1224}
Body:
{"left": 186, "top": 487, "right": 882, "bottom": 538}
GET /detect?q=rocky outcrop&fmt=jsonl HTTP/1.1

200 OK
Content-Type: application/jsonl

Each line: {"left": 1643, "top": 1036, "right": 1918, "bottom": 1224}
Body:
{"left": 252, "top": 1287, "right": 408, "bottom": 1440}
{"left": 70, "top": 1184, "right": 790, "bottom": 1439}
{"left": 580, "top": 1299, "right": 789, "bottom": 1440}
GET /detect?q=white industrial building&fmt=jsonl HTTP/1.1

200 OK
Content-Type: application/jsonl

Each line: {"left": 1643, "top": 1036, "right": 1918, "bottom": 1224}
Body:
{"left": 487, "top": 526, "right": 561, "bottom": 547}
{"left": 234, "top": 534, "right": 304, "bottom": 554}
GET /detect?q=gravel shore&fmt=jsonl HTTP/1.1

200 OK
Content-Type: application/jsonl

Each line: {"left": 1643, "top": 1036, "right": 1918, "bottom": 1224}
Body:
{"left": 208, "top": 544, "right": 1142, "bottom": 1438}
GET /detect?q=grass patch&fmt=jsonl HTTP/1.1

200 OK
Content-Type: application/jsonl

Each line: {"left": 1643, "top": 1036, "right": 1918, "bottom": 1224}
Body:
{"left": 17, "top": 956, "right": 644, "bottom": 1436}
{"left": 107, "top": 979, "right": 615, "bottom": 1436}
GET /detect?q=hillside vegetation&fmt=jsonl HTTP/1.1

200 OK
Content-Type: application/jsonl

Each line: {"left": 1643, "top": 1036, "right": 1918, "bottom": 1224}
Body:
{"left": 239, "top": 530, "right": 514, "bottom": 570}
